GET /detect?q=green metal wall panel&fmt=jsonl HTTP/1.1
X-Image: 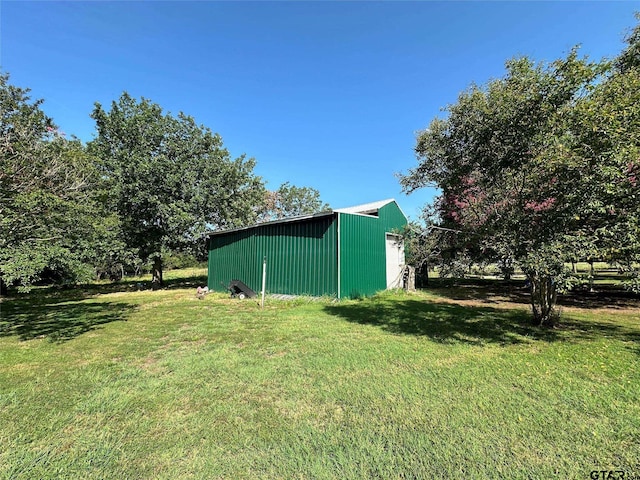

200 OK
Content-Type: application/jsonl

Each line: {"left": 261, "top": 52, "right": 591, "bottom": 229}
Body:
{"left": 377, "top": 202, "right": 409, "bottom": 235}
{"left": 338, "top": 213, "right": 385, "bottom": 298}
{"left": 208, "top": 215, "right": 338, "bottom": 297}
{"left": 339, "top": 201, "right": 408, "bottom": 298}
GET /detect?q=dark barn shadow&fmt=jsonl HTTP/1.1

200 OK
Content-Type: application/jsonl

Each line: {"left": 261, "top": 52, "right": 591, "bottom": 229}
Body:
{"left": 325, "top": 297, "right": 548, "bottom": 346}
{"left": 0, "top": 294, "right": 137, "bottom": 342}
{"left": 324, "top": 295, "right": 640, "bottom": 348}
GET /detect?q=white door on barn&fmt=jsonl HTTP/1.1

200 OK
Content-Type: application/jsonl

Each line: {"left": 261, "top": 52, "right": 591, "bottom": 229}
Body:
{"left": 385, "top": 234, "right": 405, "bottom": 289}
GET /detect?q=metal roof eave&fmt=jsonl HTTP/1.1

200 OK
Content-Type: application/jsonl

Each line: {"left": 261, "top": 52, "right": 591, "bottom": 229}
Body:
{"left": 334, "top": 198, "right": 408, "bottom": 222}
{"left": 205, "top": 211, "right": 335, "bottom": 237}
{"left": 333, "top": 198, "right": 395, "bottom": 215}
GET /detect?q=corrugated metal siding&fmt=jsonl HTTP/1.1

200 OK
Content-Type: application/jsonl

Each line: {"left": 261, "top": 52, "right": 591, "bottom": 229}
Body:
{"left": 377, "top": 202, "right": 409, "bottom": 234}
{"left": 339, "top": 201, "right": 408, "bottom": 298}
{"left": 338, "top": 213, "right": 385, "bottom": 298}
{"left": 208, "top": 215, "right": 338, "bottom": 297}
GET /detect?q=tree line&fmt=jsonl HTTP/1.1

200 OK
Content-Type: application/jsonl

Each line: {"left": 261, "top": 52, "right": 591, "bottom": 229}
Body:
{"left": 401, "top": 15, "right": 640, "bottom": 326}
{"left": 0, "top": 79, "right": 329, "bottom": 293}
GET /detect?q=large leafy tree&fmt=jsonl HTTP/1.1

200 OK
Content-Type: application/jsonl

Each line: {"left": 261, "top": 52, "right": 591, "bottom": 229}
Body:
{"left": 0, "top": 73, "right": 100, "bottom": 293}
{"left": 402, "top": 15, "right": 640, "bottom": 325}
{"left": 259, "top": 181, "right": 330, "bottom": 222}
{"left": 89, "top": 93, "right": 265, "bottom": 287}
{"left": 400, "top": 51, "right": 605, "bottom": 326}
{"left": 569, "top": 18, "right": 640, "bottom": 291}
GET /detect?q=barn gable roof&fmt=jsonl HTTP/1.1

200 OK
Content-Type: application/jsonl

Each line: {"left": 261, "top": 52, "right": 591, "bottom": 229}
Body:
{"left": 333, "top": 198, "right": 397, "bottom": 216}
{"left": 206, "top": 199, "right": 404, "bottom": 237}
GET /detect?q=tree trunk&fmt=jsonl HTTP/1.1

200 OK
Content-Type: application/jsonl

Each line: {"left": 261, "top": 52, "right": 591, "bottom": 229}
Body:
{"left": 499, "top": 257, "right": 514, "bottom": 280}
{"left": 529, "top": 273, "right": 558, "bottom": 327}
{"left": 0, "top": 277, "right": 7, "bottom": 297}
{"left": 588, "top": 260, "right": 595, "bottom": 292}
{"left": 151, "top": 256, "right": 163, "bottom": 290}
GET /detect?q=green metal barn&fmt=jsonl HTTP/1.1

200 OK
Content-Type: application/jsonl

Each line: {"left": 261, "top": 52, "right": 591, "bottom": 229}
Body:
{"left": 206, "top": 199, "right": 408, "bottom": 299}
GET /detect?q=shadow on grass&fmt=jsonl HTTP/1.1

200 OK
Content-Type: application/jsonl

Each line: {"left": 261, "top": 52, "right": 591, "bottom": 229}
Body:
{"left": 427, "top": 278, "right": 640, "bottom": 310}
{"left": 324, "top": 295, "right": 640, "bottom": 347}
{"left": 77, "top": 272, "right": 209, "bottom": 295}
{"left": 0, "top": 295, "right": 137, "bottom": 342}
{"left": 0, "top": 272, "right": 210, "bottom": 300}
{"left": 0, "top": 272, "right": 208, "bottom": 342}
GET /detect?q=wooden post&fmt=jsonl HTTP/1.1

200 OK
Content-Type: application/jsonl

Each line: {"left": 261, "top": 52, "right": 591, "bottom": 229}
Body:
{"left": 404, "top": 266, "right": 416, "bottom": 292}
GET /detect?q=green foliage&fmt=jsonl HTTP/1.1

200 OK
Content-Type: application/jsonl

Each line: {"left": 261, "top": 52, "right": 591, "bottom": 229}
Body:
{"left": 401, "top": 19, "right": 640, "bottom": 324}
{"left": 400, "top": 205, "right": 466, "bottom": 287}
{"left": 259, "top": 181, "right": 330, "bottom": 221}
{"left": 162, "top": 251, "right": 203, "bottom": 271}
{"left": 89, "top": 93, "right": 265, "bottom": 285}
{"left": 496, "top": 256, "right": 515, "bottom": 280}
{"left": 567, "top": 22, "right": 640, "bottom": 291}
{"left": 84, "top": 214, "right": 137, "bottom": 281}
{"left": 438, "top": 255, "right": 472, "bottom": 280}
{"left": 625, "top": 273, "right": 640, "bottom": 293}
{"left": 400, "top": 52, "right": 601, "bottom": 324}
{"left": 615, "top": 12, "right": 640, "bottom": 72}
{"left": 0, "top": 73, "right": 101, "bottom": 291}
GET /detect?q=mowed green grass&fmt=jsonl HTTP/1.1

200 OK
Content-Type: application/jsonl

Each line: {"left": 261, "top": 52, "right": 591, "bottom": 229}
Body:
{"left": 1, "top": 269, "right": 639, "bottom": 479}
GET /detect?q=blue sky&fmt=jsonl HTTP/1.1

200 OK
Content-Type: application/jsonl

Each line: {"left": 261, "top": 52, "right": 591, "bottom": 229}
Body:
{"left": 1, "top": 1, "right": 638, "bottom": 219}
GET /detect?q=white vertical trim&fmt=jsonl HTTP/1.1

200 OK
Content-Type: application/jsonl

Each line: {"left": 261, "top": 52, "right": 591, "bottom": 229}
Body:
{"left": 337, "top": 213, "right": 341, "bottom": 299}
{"left": 261, "top": 256, "right": 267, "bottom": 308}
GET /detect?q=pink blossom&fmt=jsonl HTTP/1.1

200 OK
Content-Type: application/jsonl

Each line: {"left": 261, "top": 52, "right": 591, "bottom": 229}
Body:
{"left": 524, "top": 197, "right": 556, "bottom": 212}
{"left": 462, "top": 176, "right": 475, "bottom": 186}
{"left": 453, "top": 198, "right": 467, "bottom": 209}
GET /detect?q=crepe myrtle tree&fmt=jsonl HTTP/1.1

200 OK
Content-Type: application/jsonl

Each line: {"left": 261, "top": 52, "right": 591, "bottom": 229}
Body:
{"left": 400, "top": 50, "right": 604, "bottom": 326}
{"left": 569, "top": 17, "right": 640, "bottom": 293}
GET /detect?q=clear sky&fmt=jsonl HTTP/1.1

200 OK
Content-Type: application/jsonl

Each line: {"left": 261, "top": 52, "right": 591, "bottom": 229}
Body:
{"left": 1, "top": 1, "right": 638, "bottom": 219}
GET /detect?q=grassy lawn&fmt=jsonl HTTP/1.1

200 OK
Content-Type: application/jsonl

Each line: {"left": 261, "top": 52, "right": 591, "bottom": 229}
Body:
{"left": 1, "top": 269, "right": 639, "bottom": 479}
